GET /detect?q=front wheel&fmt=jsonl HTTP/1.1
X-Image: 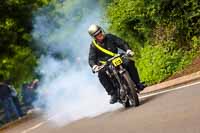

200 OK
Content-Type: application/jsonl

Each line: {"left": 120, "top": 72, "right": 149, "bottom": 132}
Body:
{"left": 122, "top": 71, "right": 139, "bottom": 107}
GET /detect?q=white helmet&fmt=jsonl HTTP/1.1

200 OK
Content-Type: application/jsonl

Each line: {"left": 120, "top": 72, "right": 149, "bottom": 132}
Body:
{"left": 88, "top": 24, "right": 103, "bottom": 37}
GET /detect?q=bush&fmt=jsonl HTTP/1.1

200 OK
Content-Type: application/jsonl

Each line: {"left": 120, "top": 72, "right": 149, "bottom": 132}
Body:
{"left": 106, "top": 0, "right": 149, "bottom": 52}
{"left": 136, "top": 42, "right": 195, "bottom": 85}
{"left": 0, "top": 0, "right": 51, "bottom": 87}
{"left": 0, "top": 45, "right": 37, "bottom": 88}
{"left": 106, "top": 0, "right": 200, "bottom": 48}
{"left": 106, "top": 0, "right": 200, "bottom": 84}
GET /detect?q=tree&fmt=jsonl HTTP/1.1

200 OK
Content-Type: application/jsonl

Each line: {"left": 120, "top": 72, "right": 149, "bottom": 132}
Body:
{"left": 0, "top": 0, "right": 51, "bottom": 87}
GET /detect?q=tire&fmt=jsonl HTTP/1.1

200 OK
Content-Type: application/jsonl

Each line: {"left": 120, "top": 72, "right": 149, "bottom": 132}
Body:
{"left": 124, "top": 99, "right": 131, "bottom": 108}
{"left": 122, "top": 71, "right": 139, "bottom": 107}
{"left": 121, "top": 96, "right": 130, "bottom": 108}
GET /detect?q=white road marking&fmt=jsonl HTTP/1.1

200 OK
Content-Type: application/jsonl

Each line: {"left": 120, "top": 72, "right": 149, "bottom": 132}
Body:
{"left": 21, "top": 122, "right": 45, "bottom": 133}
{"left": 140, "top": 81, "right": 200, "bottom": 99}
{"left": 21, "top": 114, "right": 61, "bottom": 133}
{"left": 21, "top": 81, "right": 200, "bottom": 133}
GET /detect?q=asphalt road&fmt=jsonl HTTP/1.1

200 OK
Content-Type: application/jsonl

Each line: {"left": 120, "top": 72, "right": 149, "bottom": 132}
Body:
{"left": 2, "top": 82, "right": 200, "bottom": 133}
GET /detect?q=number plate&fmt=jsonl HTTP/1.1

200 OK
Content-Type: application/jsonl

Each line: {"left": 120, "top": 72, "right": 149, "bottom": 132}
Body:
{"left": 112, "top": 57, "right": 123, "bottom": 67}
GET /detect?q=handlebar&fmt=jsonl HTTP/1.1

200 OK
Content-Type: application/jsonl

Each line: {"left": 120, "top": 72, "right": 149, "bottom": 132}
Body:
{"left": 93, "top": 53, "right": 129, "bottom": 73}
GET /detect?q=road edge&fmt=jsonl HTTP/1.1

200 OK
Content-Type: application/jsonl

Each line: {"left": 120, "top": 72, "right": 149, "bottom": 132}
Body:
{"left": 141, "top": 71, "right": 200, "bottom": 94}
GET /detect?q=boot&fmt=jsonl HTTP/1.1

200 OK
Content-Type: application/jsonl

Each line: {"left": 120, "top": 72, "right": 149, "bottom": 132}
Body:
{"left": 109, "top": 93, "right": 118, "bottom": 104}
{"left": 136, "top": 82, "right": 146, "bottom": 92}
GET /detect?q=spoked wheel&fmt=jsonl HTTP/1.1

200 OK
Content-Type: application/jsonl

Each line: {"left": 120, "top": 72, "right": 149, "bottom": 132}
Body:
{"left": 121, "top": 97, "right": 130, "bottom": 108}
{"left": 122, "top": 72, "right": 139, "bottom": 107}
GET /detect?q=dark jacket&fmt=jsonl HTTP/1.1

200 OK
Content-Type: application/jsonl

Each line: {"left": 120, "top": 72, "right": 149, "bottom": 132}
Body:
{"left": 88, "top": 34, "right": 130, "bottom": 67}
{"left": 0, "top": 83, "right": 11, "bottom": 100}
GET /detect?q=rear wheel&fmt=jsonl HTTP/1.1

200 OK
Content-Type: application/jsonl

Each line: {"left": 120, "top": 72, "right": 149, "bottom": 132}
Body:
{"left": 122, "top": 71, "right": 139, "bottom": 107}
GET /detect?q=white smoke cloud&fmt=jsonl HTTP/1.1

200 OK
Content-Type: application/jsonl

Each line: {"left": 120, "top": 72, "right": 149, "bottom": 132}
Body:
{"left": 32, "top": 0, "right": 120, "bottom": 126}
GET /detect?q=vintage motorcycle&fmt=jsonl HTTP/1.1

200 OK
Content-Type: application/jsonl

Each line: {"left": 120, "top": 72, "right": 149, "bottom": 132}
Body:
{"left": 95, "top": 53, "right": 139, "bottom": 108}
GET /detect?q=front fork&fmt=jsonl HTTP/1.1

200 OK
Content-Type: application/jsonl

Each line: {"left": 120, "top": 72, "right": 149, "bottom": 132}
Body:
{"left": 106, "top": 65, "right": 127, "bottom": 102}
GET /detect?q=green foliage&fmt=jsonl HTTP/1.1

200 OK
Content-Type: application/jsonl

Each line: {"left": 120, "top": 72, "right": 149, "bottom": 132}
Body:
{"left": 0, "top": 0, "right": 51, "bottom": 87}
{"left": 136, "top": 42, "right": 195, "bottom": 85}
{"left": 0, "top": 0, "right": 106, "bottom": 87}
{"left": 191, "top": 36, "right": 200, "bottom": 50}
{"left": 0, "top": 46, "right": 37, "bottom": 87}
{"left": 0, "top": 0, "right": 51, "bottom": 49}
{"left": 106, "top": 0, "right": 200, "bottom": 48}
{"left": 106, "top": 0, "right": 152, "bottom": 46}
{"left": 157, "top": 0, "right": 200, "bottom": 43}
{"left": 106, "top": 0, "right": 200, "bottom": 84}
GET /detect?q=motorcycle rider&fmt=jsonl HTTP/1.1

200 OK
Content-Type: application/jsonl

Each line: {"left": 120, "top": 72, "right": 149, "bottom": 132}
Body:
{"left": 88, "top": 24, "right": 145, "bottom": 104}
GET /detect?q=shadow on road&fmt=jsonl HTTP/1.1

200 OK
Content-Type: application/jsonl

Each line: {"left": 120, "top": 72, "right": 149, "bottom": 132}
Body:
{"left": 139, "top": 92, "right": 167, "bottom": 105}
